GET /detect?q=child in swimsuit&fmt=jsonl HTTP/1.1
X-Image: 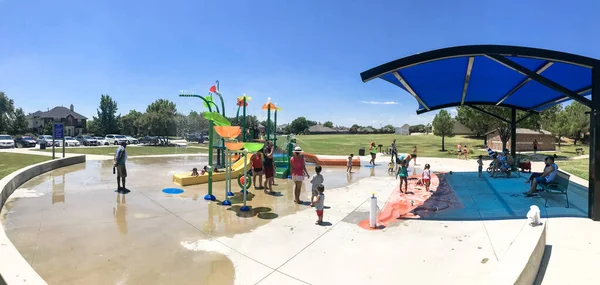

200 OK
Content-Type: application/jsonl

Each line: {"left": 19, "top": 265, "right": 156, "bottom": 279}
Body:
{"left": 397, "top": 160, "right": 409, "bottom": 193}
{"left": 422, "top": 164, "right": 431, "bottom": 192}
{"left": 347, "top": 154, "right": 354, "bottom": 173}
{"left": 388, "top": 160, "right": 395, "bottom": 173}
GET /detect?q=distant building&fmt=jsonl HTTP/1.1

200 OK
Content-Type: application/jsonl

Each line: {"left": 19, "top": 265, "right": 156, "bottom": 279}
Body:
{"left": 395, "top": 124, "right": 410, "bottom": 135}
{"left": 454, "top": 121, "right": 474, "bottom": 135}
{"left": 26, "top": 105, "right": 87, "bottom": 136}
{"left": 277, "top": 124, "right": 289, "bottom": 133}
{"left": 308, "top": 124, "right": 337, "bottom": 134}
{"left": 486, "top": 128, "right": 555, "bottom": 152}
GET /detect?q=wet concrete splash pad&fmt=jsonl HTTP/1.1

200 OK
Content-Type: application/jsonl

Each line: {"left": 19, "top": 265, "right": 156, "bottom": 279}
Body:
{"left": 0, "top": 156, "right": 378, "bottom": 284}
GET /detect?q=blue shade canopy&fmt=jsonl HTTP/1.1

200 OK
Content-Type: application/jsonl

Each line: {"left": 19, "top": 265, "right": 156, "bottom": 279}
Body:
{"left": 360, "top": 45, "right": 598, "bottom": 114}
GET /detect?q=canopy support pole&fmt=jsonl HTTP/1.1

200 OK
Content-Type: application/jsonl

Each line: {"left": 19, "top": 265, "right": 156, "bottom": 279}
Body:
{"left": 511, "top": 108, "right": 517, "bottom": 158}
{"left": 589, "top": 68, "right": 600, "bottom": 221}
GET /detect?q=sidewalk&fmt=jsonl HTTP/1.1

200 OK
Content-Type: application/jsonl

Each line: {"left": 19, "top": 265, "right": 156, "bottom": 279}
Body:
{"left": 0, "top": 147, "right": 208, "bottom": 161}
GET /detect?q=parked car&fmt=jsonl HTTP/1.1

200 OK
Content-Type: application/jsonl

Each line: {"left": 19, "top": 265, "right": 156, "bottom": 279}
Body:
{"left": 36, "top": 135, "right": 58, "bottom": 147}
{"left": 138, "top": 136, "right": 158, "bottom": 145}
{"left": 105, "top": 134, "right": 128, "bottom": 145}
{"left": 0, "top": 135, "right": 15, "bottom": 148}
{"left": 57, "top": 136, "right": 81, "bottom": 147}
{"left": 14, "top": 136, "right": 37, "bottom": 148}
{"left": 125, "top": 136, "right": 139, "bottom": 144}
{"left": 198, "top": 135, "right": 209, "bottom": 144}
{"left": 76, "top": 135, "right": 98, "bottom": 146}
{"left": 95, "top": 136, "right": 109, "bottom": 146}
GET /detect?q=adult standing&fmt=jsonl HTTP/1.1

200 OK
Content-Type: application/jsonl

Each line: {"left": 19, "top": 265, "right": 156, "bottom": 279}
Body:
{"left": 369, "top": 141, "right": 377, "bottom": 165}
{"left": 397, "top": 153, "right": 413, "bottom": 167}
{"left": 463, "top": 145, "right": 469, "bottom": 160}
{"left": 457, "top": 144, "right": 462, "bottom": 159}
{"left": 391, "top": 139, "right": 398, "bottom": 164}
{"left": 263, "top": 141, "right": 275, "bottom": 193}
{"left": 290, "top": 146, "right": 310, "bottom": 204}
{"left": 533, "top": 139, "right": 538, "bottom": 155}
{"left": 411, "top": 146, "right": 418, "bottom": 166}
{"left": 113, "top": 141, "right": 129, "bottom": 193}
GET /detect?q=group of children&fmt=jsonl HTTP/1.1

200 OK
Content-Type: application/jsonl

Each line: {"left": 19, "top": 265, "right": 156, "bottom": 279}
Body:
{"left": 477, "top": 147, "right": 514, "bottom": 178}
{"left": 390, "top": 159, "right": 432, "bottom": 194}
{"left": 475, "top": 146, "right": 514, "bottom": 178}
{"left": 309, "top": 166, "right": 326, "bottom": 225}
{"left": 457, "top": 144, "right": 469, "bottom": 159}
{"left": 191, "top": 166, "right": 221, "bottom": 176}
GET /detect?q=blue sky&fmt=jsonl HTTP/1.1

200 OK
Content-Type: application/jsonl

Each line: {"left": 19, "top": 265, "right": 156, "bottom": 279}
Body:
{"left": 1, "top": 0, "right": 599, "bottom": 127}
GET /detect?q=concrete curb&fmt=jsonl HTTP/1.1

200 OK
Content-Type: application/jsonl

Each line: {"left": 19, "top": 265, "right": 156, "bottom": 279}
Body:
{"left": 0, "top": 155, "right": 86, "bottom": 285}
{"left": 484, "top": 221, "right": 547, "bottom": 285}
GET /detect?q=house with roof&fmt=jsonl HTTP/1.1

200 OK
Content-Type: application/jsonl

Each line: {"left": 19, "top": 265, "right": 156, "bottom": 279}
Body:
{"left": 486, "top": 128, "right": 555, "bottom": 151}
{"left": 308, "top": 124, "right": 337, "bottom": 134}
{"left": 454, "top": 121, "right": 474, "bottom": 135}
{"left": 395, "top": 124, "right": 410, "bottom": 135}
{"left": 26, "top": 105, "right": 88, "bottom": 136}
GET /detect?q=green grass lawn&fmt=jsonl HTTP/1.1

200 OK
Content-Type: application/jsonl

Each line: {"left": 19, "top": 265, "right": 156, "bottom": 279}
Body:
{"left": 295, "top": 134, "right": 488, "bottom": 158}
{"left": 0, "top": 153, "right": 51, "bottom": 180}
{"left": 557, "top": 158, "right": 589, "bottom": 181}
{"left": 33, "top": 146, "right": 206, "bottom": 156}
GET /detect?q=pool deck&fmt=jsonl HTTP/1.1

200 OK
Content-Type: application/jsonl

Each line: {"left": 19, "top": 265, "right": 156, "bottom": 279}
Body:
{"left": 1, "top": 154, "right": 599, "bottom": 284}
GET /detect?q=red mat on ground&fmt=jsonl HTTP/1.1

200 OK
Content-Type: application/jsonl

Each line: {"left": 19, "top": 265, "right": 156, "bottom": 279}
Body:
{"left": 359, "top": 173, "right": 462, "bottom": 230}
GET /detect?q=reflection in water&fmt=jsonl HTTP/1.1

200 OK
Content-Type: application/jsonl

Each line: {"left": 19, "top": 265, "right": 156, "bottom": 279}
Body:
{"left": 370, "top": 168, "right": 375, "bottom": 177}
{"left": 113, "top": 193, "right": 128, "bottom": 235}
{"left": 203, "top": 201, "right": 217, "bottom": 234}
{"left": 52, "top": 174, "right": 65, "bottom": 204}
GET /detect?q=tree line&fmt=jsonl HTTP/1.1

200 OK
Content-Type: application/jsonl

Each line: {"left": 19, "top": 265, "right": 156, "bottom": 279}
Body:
{"left": 430, "top": 102, "right": 590, "bottom": 151}
{"left": 88, "top": 94, "right": 274, "bottom": 138}
{"left": 285, "top": 117, "right": 396, "bottom": 134}
{"left": 0, "top": 92, "right": 28, "bottom": 135}
{"left": 86, "top": 95, "right": 211, "bottom": 137}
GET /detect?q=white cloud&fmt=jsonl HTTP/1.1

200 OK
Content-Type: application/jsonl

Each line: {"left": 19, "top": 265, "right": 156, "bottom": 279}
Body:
{"left": 359, "top": 101, "right": 398, "bottom": 105}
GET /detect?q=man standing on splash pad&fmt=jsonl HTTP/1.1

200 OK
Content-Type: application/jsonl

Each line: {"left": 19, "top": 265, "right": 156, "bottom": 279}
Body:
{"left": 113, "top": 141, "right": 129, "bottom": 193}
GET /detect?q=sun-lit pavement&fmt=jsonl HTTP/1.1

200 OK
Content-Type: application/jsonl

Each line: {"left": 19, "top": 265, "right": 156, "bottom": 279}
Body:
{"left": 1, "top": 154, "right": 599, "bottom": 284}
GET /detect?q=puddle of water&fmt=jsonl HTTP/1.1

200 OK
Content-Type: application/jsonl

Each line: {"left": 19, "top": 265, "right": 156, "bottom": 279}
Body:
{"left": 2, "top": 157, "right": 393, "bottom": 285}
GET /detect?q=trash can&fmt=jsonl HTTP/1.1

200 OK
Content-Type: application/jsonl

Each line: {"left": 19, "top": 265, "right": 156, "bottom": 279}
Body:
{"left": 358, "top": 147, "right": 365, "bottom": 156}
{"left": 40, "top": 142, "right": 46, "bottom": 150}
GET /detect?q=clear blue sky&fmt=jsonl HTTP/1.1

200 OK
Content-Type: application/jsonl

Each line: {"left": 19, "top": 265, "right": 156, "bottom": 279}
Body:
{"left": 1, "top": 0, "right": 599, "bottom": 127}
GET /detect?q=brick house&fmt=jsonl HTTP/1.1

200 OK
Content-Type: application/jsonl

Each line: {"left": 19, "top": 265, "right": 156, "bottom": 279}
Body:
{"left": 486, "top": 128, "right": 555, "bottom": 152}
{"left": 26, "top": 105, "right": 87, "bottom": 136}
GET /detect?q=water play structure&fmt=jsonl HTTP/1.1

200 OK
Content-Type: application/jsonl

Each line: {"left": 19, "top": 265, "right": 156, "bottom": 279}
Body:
{"left": 177, "top": 83, "right": 291, "bottom": 192}
{"left": 303, "top": 153, "right": 361, "bottom": 166}
{"left": 179, "top": 83, "right": 227, "bottom": 200}
{"left": 172, "top": 157, "right": 251, "bottom": 186}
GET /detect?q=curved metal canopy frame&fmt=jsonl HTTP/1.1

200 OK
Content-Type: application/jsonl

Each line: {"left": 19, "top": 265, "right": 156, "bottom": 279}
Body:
{"left": 360, "top": 44, "right": 600, "bottom": 221}
{"left": 361, "top": 45, "right": 599, "bottom": 83}
{"left": 361, "top": 45, "right": 597, "bottom": 113}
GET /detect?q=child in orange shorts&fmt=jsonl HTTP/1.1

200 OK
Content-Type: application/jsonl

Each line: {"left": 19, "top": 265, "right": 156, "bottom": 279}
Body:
{"left": 422, "top": 164, "right": 432, "bottom": 192}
